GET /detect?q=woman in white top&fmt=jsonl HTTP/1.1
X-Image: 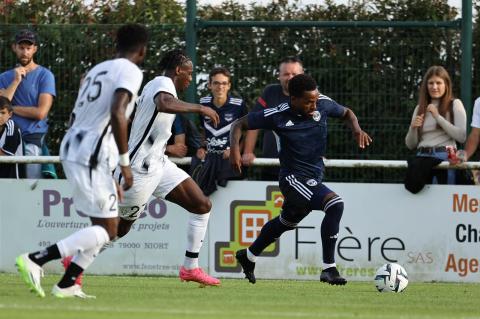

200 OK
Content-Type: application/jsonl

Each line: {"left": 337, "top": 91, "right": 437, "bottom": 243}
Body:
{"left": 404, "top": 65, "right": 466, "bottom": 193}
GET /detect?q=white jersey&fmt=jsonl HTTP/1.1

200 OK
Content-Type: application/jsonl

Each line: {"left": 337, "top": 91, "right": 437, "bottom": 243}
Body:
{"left": 60, "top": 58, "right": 143, "bottom": 169}
{"left": 128, "top": 76, "right": 177, "bottom": 172}
{"left": 471, "top": 97, "right": 480, "bottom": 128}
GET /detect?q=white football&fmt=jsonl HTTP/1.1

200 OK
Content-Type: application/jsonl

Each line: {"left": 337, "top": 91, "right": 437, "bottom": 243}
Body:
{"left": 374, "top": 263, "right": 408, "bottom": 293}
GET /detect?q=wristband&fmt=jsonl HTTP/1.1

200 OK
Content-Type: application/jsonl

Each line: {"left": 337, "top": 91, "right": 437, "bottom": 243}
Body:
{"left": 119, "top": 153, "right": 130, "bottom": 167}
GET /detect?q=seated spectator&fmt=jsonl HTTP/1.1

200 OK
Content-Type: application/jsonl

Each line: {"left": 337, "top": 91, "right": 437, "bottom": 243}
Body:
{"left": 166, "top": 114, "right": 203, "bottom": 158}
{"left": 166, "top": 115, "right": 188, "bottom": 158}
{"left": 404, "top": 65, "right": 467, "bottom": 193}
{"left": 191, "top": 67, "right": 247, "bottom": 195}
{"left": 0, "top": 96, "right": 24, "bottom": 178}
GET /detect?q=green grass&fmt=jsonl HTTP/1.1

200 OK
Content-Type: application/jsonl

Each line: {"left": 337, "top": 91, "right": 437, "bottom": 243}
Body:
{"left": 0, "top": 273, "right": 479, "bottom": 319}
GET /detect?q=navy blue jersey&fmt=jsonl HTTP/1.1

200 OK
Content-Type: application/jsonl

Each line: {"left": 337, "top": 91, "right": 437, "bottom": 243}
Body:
{"left": 200, "top": 95, "right": 247, "bottom": 153}
{"left": 253, "top": 84, "right": 288, "bottom": 158}
{"left": 247, "top": 95, "right": 346, "bottom": 179}
{"left": 0, "top": 119, "right": 24, "bottom": 178}
{"left": 171, "top": 115, "right": 185, "bottom": 135}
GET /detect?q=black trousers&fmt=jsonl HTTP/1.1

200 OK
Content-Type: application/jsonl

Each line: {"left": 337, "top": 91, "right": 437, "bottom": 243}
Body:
{"left": 404, "top": 156, "right": 445, "bottom": 194}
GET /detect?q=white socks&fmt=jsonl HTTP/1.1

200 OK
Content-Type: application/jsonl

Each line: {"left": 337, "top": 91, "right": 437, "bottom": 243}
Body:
{"left": 183, "top": 212, "right": 210, "bottom": 269}
{"left": 323, "top": 262, "right": 336, "bottom": 270}
{"left": 247, "top": 248, "right": 257, "bottom": 262}
{"left": 57, "top": 225, "right": 110, "bottom": 269}
{"left": 183, "top": 256, "right": 198, "bottom": 270}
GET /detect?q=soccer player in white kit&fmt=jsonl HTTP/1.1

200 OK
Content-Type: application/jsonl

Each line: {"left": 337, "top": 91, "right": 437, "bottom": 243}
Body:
{"left": 15, "top": 24, "right": 148, "bottom": 298}
{"left": 111, "top": 49, "right": 221, "bottom": 286}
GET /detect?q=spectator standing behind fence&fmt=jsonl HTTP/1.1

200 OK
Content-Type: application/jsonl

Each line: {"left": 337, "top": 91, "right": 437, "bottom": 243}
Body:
{"left": 404, "top": 65, "right": 466, "bottom": 194}
{"left": 242, "top": 56, "right": 304, "bottom": 181}
{"left": 0, "top": 29, "right": 56, "bottom": 179}
{"left": 191, "top": 67, "right": 247, "bottom": 195}
{"left": 0, "top": 67, "right": 26, "bottom": 101}
{"left": 0, "top": 96, "right": 24, "bottom": 178}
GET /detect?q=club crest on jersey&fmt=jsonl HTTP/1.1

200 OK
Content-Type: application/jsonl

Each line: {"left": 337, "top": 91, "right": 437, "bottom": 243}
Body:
{"left": 306, "top": 179, "right": 318, "bottom": 186}
{"left": 312, "top": 111, "right": 321, "bottom": 122}
{"left": 224, "top": 113, "right": 234, "bottom": 122}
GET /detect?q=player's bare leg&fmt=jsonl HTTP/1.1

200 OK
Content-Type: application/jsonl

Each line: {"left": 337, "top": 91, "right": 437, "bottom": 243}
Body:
{"left": 117, "top": 219, "right": 136, "bottom": 238}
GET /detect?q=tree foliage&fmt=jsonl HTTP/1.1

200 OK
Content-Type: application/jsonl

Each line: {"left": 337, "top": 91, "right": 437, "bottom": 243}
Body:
{"left": 0, "top": 0, "right": 184, "bottom": 24}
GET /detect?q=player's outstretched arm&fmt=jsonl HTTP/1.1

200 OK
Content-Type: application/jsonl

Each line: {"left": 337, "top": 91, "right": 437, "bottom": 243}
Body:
{"left": 155, "top": 93, "right": 219, "bottom": 126}
{"left": 230, "top": 115, "right": 250, "bottom": 174}
{"left": 111, "top": 88, "right": 133, "bottom": 191}
{"left": 342, "top": 108, "right": 372, "bottom": 149}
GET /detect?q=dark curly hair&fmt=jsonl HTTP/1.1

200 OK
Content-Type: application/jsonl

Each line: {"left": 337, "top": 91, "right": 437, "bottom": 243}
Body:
{"left": 116, "top": 24, "right": 148, "bottom": 53}
{"left": 288, "top": 74, "right": 317, "bottom": 98}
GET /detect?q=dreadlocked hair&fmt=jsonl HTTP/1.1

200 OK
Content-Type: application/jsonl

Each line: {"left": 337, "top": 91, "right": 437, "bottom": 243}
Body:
{"left": 158, "top": 49, "right": 191, "bottom": 73}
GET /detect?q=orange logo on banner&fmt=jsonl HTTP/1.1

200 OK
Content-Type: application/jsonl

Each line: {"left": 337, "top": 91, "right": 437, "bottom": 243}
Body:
{"left": 214, "top": 186, "right": 283, "bottom": 273}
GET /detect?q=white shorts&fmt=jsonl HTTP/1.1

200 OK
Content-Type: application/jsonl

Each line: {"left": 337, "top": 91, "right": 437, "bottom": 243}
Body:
{"left": 62, "top": 160, "right": 118, "bottom": 218}
{"left": 115, "top": 158, "right": 189, "bottom": 221}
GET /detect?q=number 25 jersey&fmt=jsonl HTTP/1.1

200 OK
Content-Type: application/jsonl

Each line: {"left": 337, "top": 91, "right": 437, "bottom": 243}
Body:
{"left": 60, "top": 58, "right": 143, "bottom": 169}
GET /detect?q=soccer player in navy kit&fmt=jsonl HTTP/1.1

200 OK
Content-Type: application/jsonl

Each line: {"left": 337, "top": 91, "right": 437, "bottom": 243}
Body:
{"left": 230, "top": 74, "right": 372, "bottom": 285}
{"left": 242, "top": 56, "right": 304, "bottom": 180}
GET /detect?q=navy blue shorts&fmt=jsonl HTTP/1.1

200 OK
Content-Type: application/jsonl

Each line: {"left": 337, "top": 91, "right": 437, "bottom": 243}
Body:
{"left": 279, "top": 174, "right": 335, "bottom": 224}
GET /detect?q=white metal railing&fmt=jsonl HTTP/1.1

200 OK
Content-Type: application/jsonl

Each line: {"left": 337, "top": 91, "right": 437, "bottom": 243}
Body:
{"left": 1, "top": 156, "right": 480, "bottom": 169}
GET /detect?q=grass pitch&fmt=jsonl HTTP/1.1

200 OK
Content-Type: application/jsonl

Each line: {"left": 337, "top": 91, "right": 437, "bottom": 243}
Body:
{"left": 0, "top": 273, "right": 479, "bottom": 319}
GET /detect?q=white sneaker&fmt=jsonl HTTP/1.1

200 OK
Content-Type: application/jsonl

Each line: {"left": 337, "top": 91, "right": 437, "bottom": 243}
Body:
{"left": 15, "top": 253, "right": 45, "bottom": 298}
{"left": 51, "top": 284, "right": 96, "bottom": 299}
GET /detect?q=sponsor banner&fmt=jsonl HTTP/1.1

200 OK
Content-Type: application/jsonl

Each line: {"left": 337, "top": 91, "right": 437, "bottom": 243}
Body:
{"left": 1, "top": 179, "right": 479, "bottom": 282}
{"left": 208, "top": 182, "right": 480, "bottom": 282}
{"left": 0, "top": 179, "right": 204, "bottom": 275}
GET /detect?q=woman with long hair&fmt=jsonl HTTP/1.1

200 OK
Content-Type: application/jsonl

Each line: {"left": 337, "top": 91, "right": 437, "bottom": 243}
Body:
{"left": 404, "top": 65, "right": 466, "bottom": 193}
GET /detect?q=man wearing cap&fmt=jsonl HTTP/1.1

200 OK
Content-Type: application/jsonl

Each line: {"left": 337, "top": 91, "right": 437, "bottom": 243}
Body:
{"left": 0, "top": 29, "right": 56, "bottom": 179}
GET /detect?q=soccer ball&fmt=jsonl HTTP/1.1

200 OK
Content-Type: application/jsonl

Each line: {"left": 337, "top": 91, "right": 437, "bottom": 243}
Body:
{"left": 374, "top": 263, "right": 408, "bottom": 293}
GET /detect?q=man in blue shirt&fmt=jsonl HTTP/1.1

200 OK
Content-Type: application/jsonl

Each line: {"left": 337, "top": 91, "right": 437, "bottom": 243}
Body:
{"left": 230, "top": 74, "right": 372, "bottom": 285}
{"left": 0, "top": 29, "right": 56, "bottom": 178}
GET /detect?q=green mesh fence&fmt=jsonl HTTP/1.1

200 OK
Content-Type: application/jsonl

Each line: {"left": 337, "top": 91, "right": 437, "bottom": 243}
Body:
{"left": 0, "top": 24, "right": 184, "bottom": 177}
{"left": 197, "top": 26, "right": 463, "bottom": 182}
{"left": 0, "top": 23, "right": 475, "bottom": 182}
